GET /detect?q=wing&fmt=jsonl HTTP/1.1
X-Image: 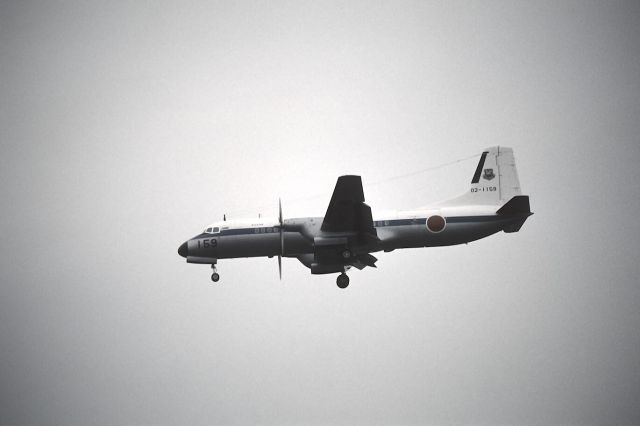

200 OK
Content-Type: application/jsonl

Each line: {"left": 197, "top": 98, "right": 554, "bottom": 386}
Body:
{"left": 321, "top": 175, "right": 377, "bottom": 237}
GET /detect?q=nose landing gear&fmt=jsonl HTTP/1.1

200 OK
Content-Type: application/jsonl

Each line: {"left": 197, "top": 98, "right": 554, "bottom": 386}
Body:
{"left": 336, "top": 273, "right": 350, "bottom": 289}
{"left": 211, "top": 264, "right": 220, "bottom": 283}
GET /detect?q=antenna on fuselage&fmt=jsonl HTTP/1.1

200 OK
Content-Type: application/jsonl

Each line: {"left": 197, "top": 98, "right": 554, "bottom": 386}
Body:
{"left": 223, "top": 214, "right": 226, "bottom": 221}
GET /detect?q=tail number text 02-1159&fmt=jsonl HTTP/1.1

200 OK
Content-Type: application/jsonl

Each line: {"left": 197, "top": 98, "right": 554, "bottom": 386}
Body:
{"left": 471, "top": 187, "right": 497, "bottom": 193}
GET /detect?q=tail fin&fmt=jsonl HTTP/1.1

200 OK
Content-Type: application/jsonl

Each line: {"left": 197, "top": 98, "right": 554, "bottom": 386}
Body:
{"left": 443, "top": 146, "right": 522, "bottom": 206}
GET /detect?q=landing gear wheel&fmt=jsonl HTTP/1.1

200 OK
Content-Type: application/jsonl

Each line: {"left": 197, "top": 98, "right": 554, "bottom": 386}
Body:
{"left": 211, "top": 264, "right": 219, "bottom": 283}
{"left": 336, "top": 273, "right": 350, "bottom": 289}
{"left": 341, "top": 249, "right": 352, "bottom": 259}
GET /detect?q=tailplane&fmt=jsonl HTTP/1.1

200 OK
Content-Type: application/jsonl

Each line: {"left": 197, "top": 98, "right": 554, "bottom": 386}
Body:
{"left": 497, "top": 195, "right": 533, "bottom": 232}
{"left": 497, "top": 195, "right": 531, "bottom": 216}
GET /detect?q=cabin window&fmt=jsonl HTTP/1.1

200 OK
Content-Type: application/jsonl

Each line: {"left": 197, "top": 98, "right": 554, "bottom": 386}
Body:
{"left": 254, "top": 228, "right": 259, "bottom": 234}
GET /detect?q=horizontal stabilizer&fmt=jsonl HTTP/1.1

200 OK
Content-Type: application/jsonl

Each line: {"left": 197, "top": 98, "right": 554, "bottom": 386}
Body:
{"left": 497, "top": 195, "right": 532, "bottom": 216}
{"left": 497, "top": 195, "right": 532, "bottom": 233}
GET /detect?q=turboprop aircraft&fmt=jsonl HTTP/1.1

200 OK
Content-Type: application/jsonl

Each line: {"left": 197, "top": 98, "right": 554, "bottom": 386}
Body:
{"left": 178, "top": 146, "right": 532, "bottom": 288}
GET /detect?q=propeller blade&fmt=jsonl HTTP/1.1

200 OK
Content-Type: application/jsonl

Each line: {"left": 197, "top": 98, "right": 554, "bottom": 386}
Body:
{"left": 279, "top": 198, "right": 285, "bottom": 256}
{"left": 280, "top": 224, "right": 284, "bottom": 255}
{"left": 278, "top": 198, "right": 284, "bottom": 280}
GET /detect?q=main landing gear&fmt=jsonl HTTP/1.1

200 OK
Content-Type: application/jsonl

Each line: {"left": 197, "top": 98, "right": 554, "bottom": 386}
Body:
{"left": 336, "top": 273, "right": 350, "bottom": 289}
{"left": 336, "top": 250, "right": 351, "bottom": 288}
{"left": 211, "top": 264, "right": 220, "bottom": 282}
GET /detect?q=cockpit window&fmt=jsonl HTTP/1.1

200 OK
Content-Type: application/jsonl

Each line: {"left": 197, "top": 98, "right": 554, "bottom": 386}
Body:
{"left": 205, "top": 227, "right": 213, "bottom": 233}
{"left": 212, "top": 227, "right": 219, "bottom": 233}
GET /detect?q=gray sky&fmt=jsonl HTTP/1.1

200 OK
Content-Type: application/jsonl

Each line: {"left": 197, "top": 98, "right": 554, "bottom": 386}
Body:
{"left": 1, "top": 1, "right": 639, "bottom": 424}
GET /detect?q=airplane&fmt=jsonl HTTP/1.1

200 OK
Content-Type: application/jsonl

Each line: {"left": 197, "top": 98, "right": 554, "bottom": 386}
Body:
{"left": 178, "top": 146, "right": 532, "bottom": 288}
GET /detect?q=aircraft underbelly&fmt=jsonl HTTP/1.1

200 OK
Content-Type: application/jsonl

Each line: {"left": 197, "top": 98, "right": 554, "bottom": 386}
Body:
{"left": 424, "top": 222, "right": 502, "bottom": 246}
{"left": 378, "top": 225, "right": 427, "bottom": 250}
{"left": 380, "top": 219, "right": 508, "bottom": 249}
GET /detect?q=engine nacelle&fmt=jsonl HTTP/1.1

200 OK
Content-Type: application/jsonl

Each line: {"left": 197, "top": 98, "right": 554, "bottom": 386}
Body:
{"left": 313, "top": 236, "right": 348, "bottom": 248}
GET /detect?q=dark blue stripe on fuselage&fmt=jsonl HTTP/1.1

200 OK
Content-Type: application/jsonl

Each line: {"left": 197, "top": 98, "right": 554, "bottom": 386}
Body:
{"left": 374, "top": 216, "right": 501, "bottom": 226}
{"left": 373, "top": 218, "right": 426, "bottom": 227}
{"left": 223, "top": 228, "right": 279, "bottom": 236}
{"left": 193, "top": 215, "right": 502, "bottom": 239}
{"left": 195, "top": 228, "right": 280, "bottom": 238}
{"left": 446, "top": 215, "right": 503, "bottom": 223}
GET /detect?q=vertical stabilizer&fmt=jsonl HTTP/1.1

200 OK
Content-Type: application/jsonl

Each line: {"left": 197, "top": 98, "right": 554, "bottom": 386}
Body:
{"left": 443, "top": 146, "right": 522, "bottom": 206}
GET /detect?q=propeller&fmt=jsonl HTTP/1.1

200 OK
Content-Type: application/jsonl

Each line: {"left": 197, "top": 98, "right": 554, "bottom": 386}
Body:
{"left": 278, "top": 198, "right": 284, "bottom": 280}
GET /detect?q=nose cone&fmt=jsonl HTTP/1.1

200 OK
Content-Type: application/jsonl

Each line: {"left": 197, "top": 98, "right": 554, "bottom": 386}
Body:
{"left": 178, "top": 241, "right": 188, "bottom": 258}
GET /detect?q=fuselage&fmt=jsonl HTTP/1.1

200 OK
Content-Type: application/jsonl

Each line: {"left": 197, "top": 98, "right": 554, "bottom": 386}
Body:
{"left": 179, "top": 204, "right": 525, "bottom": 269}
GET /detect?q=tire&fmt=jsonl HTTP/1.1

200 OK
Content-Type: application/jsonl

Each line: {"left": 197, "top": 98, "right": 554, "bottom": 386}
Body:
{"left": 336, "top": 273, "right": 350, "bottom": 289}
{"left": 211, "top": 273, "right": 220, "bottom": 282}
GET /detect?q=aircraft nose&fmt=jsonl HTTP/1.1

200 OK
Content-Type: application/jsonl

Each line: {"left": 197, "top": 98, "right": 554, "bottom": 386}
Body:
{"left": 178, "top": 241, "right": 188, "bottom": 258}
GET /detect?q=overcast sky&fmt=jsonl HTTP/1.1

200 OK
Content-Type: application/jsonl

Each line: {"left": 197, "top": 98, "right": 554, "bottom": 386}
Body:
{"left": 1, "top": 1, "right": 639, "bottom": 424}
